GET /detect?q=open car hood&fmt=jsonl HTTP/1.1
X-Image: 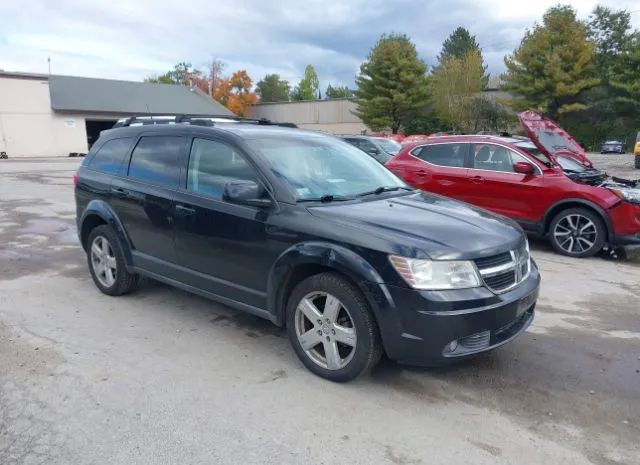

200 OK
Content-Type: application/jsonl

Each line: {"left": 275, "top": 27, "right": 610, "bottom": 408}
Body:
{"left": 518, "top": 111, "right": 592, "bottom": 167}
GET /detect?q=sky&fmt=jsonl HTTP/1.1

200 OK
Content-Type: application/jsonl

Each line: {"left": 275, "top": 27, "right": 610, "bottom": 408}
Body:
{"left": 1, "top": 0, "right": 639, "bottom": 89}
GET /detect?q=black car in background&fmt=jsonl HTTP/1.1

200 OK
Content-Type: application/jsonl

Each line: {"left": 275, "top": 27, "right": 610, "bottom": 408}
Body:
{"left": 341, "top": 135, "right": 401, "bottom": 164}
{"left": 601, "top": 140, "right": 625, "bottom": 154}
{"left": 74, "top": 116, "right": 539, "bottom": 382}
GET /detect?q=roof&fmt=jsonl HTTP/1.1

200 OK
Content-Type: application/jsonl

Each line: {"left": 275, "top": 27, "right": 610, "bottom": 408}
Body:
{"left": 47, "top": 75, "right": 232, "bottom": 116}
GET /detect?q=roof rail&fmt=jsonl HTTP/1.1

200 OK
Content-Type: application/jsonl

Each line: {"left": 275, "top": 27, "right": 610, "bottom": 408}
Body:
{"left": 112, "top": 114, "right": 297, "bottom": 129}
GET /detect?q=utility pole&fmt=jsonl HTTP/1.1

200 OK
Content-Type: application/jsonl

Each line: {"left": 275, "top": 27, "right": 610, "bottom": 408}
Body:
{"left": 47, "top": 57, "right": 51, "bottom": 74}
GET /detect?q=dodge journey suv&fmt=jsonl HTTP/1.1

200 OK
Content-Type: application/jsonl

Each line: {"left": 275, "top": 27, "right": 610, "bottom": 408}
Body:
{"left": 75, "top": 116, "right": 539, "bottom": 382}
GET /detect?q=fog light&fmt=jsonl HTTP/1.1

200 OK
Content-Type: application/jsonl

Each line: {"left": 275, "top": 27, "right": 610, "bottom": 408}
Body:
{"left": 449, "top": 340, "right": 458, "bottom": 352}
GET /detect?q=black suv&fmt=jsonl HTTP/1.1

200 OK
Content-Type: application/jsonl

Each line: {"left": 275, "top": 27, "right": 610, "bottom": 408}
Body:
{"left": 75, "top": 115, "right": 540, "bottom": 382}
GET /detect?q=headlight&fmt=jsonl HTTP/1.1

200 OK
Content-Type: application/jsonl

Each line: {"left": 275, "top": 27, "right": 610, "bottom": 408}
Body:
{"left": 389, "top": 256, "right": 481, "bottom": 290}
{"left": 609, "top": 188, "right": 640, "bottom": 205}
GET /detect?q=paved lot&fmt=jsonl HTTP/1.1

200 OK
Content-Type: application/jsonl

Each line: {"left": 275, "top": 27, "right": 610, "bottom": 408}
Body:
{"left": 1, "top": 156, "right": 639, "bottom": 465}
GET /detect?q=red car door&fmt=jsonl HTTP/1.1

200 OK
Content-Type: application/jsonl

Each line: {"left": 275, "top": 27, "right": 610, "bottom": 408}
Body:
{"left": 397, "top": 142, "right": 470, "bottom": 198}
{"left": 462, "top": 143, "right": 547, "bottom": 222}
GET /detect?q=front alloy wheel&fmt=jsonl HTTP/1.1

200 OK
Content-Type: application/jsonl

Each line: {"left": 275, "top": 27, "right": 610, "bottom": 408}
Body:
{"left": 550, "top": 208, "right": 605, "bottom": 258}
{"left": 286, "top": 272, "right": 382, "bottom": 382}
{"left": 294, "top": 292, "right": 357, "bottom": 370}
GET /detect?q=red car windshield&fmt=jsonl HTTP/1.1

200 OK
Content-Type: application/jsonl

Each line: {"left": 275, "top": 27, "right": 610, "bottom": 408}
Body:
{"left": 513, "top": 141, "right": 554, "bottom": 167}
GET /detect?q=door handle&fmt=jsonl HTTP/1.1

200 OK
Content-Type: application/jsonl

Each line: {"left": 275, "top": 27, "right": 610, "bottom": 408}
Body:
{"left": 470, "top": 176, "right": 485, "bottom": 184}
{"left": 175, "top": 204, "right": 196, "bottom": 214}
{"left": 110, "top": 187, "right": 129, "bottom": 197}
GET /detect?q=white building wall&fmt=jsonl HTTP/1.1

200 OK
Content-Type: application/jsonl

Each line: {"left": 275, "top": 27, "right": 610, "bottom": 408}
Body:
{"left": 0, "top": 76, "right": 88, "bottom": 157}
{"left": 251, "top": 99, "right": 370, "bottom": 134}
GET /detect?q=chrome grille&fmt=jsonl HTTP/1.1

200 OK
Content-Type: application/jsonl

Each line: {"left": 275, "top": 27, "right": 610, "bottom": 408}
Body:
{"left": 474, "top": 243, "right": 530, "bottom": 293}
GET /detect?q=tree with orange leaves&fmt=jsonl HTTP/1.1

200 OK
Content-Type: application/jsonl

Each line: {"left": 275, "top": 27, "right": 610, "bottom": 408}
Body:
{"left": 213, "top": 70, "right": 259, "bottom": 117}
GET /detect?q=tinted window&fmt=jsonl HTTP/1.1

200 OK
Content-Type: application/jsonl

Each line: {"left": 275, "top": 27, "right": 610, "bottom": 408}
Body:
{"left": 89, "top": 138, "right": 132, "bottom": 174}
{"left": 472, "top": 144, "right": 535, "bottom": 173}
{"left": 187, "top": 138, "right": 257, "bottom": 198}
{"left": 413, "top": 143, "right": 467, "bottom": 167}
{"left": 128, "top": 136, "right": 183, "bottom": 187}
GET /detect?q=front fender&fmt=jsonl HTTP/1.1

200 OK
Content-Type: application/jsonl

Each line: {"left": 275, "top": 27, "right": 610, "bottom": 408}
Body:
{"left": 80, "top": 200, "right": 133, "bottom": 266}
{"left": 267, "top": 242, "right": 403, "bottom": 356}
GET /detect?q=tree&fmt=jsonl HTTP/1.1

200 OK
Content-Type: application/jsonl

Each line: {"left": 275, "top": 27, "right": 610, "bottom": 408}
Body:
{"left": 437, "top": 27, "right": 488, "bottom": 84}
{"left": 430, "top": 51, "right": 485, "bottom": 132}
{"left": 438, "top": 27, "right": 482, "bottom": 62}
{"left": 325, "top": 85, "right": 353, "bottom": 99}
{"left": 255, "top": 74, "right": 291, "bottom": 102}
{"left": 291, "top": 65, "right": 320, "bottom": 101}
{"left": 354, "top": 33, "right": 430, "bottom": 133}
{"left": 611, "top": 42, "right": 640, "bottom": 111}
{"left": 213, "top": 70, "right": 259, "bottom": 117}
{"left": 588, "top": 6, "right": 638, "bottom": 82}
{"left": 145, "top": 62, "right": 200, "bottom": 86}
{"left": 503, "top": 5, "right": 599, "bottom": 119}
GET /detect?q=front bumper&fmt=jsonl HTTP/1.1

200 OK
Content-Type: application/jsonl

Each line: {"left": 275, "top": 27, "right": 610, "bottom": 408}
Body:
{"left": 609, "top": 202, "right": 640, "bottom": 246}
{"left": 362, "top": 261, "right": 540, "bottom": 366}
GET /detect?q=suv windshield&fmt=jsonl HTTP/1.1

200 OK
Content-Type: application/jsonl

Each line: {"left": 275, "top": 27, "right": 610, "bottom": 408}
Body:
{"left": 375, "top": 138, "right": 402, "bottom": 154}
{"left": 514, "top": 141, "right": 554, "bottom": 166}
{"left": 247, "top": 135, "right": 405, "bottom": 200}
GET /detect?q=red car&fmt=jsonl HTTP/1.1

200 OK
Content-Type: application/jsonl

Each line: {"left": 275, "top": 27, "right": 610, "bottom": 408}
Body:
{"left": 387, "top": 135, "right": 640, "bottom": 257}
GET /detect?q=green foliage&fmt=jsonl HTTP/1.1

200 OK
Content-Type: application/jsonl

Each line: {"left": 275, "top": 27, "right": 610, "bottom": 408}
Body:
{"left": 255, "top": 74, "right": 291, "bottom": 102}
{"left": 354, "top": 33, "right": 430, "bottom": 133}
{"left": 291, "top": 65, "right": 320, "bottom": 101}
{"left": 430, "top": 51, "right": 485, "bottom": 132}
{"left": 468, "top": 98, "right": 516, "bottom": 133}
{"left": 438, "top": 27, "right": 482, "bottom": 62}
{"left": 502, "top": 5, "right": 599, "bottom": 119}
{"left": 401, "top": 109, "right": 444, "bottom": 135}
{"left": 559, "top": 6, "right": 640, "bottom": 151}
{"left": 145, "top": 62, "right": 200, "bottom": 85}
{"left": 325, "top": 85, "right": 353, "bottom": 99}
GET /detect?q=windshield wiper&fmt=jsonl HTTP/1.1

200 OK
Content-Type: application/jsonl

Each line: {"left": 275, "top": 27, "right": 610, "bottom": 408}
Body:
{"left": 298, "top": 194, "right": 354, "bottom": 203}
{"left": 356, "top": 186, "right": 411, "bottom": 197}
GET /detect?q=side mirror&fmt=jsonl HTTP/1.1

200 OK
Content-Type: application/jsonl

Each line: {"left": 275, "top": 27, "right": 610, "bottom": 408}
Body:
{"left": 223, "top": 180, "right": 272, "bottom": 207}
{"left": 514, "top": 162, "right": 535, "bottom": 175}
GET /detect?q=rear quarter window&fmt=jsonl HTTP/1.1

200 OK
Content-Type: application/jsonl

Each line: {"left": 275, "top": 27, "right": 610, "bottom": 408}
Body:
{"left": 88, "top": 138, "right": 133, "bottom": 174}
{"left": 127, "top": 136, "right": 184, "bottom": 187}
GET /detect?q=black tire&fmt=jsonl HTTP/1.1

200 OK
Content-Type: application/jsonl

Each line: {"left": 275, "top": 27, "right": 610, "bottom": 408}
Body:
{"left": 549, "top": 208, "right": 606, "bottom": 258}
{"left": 87, "top": 225, "right": 139, "bottom": 296}
{"left": 635, "top": 156, "right": 640, "bottom": 169}
{"left": 286, "top": 272, "right": 382, "bottom": 382}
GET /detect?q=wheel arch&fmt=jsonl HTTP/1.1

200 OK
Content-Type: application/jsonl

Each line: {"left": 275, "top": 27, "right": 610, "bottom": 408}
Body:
{"left": 267, "top": 242, "right": 385, "bottom": 328}
{"left": 79, "top": 200, "right": 133, "bottom": 265}
{"left": 542, "top": 199, "right": 613, "bottom": 240}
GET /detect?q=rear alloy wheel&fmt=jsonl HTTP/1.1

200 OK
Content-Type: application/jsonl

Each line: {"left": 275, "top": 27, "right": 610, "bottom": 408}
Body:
{"left": 87, "top": 225, "right": 139, "bottom": 296}
{"left": 286, "top": 273, "right": 382, "bottom": 382}
{"left": 549, "top": 208, "right": 605, "bottom": 258}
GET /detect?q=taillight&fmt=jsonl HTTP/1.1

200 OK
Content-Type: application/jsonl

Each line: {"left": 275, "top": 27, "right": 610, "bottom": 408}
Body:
{"left": 72, "top": 174, "right": 79, "bottom": 186}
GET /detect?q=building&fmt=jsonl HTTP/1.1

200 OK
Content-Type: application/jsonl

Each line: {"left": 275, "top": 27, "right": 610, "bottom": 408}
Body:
{"left": 251, "top": 98, "right": 367, "bottom": 134}
{"left": 251, "top": 77, "right": 512, "bottom": 134}
{"left": 0, "top": 71, "right": 232, "bottom": 157}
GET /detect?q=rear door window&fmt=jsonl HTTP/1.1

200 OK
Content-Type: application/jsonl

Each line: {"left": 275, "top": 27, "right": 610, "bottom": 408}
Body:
{"left": 127, "top": 136, "right": 184, "bottom": 188}
{"left": 88, "top": 138, "right": 133, "bottom": 174}
{"left": 412, "top": 143, "right": 468, "bottom": 167}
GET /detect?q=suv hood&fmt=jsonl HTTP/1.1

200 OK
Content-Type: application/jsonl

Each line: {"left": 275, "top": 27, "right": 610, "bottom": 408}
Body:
{"left": 518, "top": 111, "right": 592, "bottom": 166}
{"left": 307, "top": 192, "right": 524, "bottom": 260}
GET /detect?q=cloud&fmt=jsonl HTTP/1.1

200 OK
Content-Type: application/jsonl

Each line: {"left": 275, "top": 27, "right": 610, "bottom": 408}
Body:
{"left": 0, "top": 0, "right": 638, "bottom": 87}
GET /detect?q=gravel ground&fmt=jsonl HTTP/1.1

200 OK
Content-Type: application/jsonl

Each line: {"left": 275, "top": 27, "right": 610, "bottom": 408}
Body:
{"left": 1, "top": 157, "right": 639, "bottom": 465}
